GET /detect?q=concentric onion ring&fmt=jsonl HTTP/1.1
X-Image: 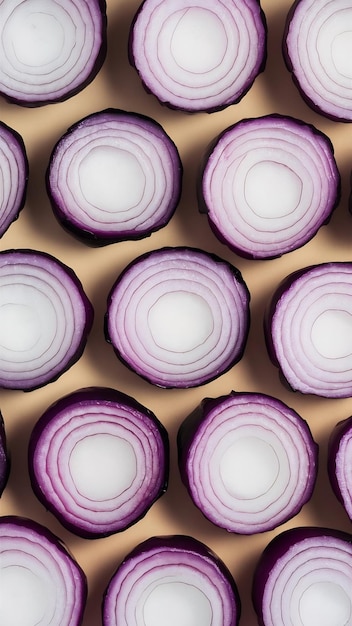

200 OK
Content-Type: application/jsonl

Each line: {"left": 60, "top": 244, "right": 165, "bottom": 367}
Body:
{"left": 0, "top": 121, "right": 28, "bottom": 237}
{"left": 129, "top": 0, "right": 267, "bottom": 112}
{"left": 328, "top": 415, "right": 352, "bottom": 521}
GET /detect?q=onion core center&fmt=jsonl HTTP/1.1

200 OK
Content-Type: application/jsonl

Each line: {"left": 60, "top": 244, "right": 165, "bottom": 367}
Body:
{"left": 311, "top": 310, "right": 352, "bottom": 359}
{"left": 0, "top": 303, "right": 41, "bottom": 351}
{"left": 331, "top": 31, "right": 352, "bottom": 78}
{"left": 8, "top": 10, "right": 64, "bottom": 67}
{"left": 0, "top": 565, "right": 49, "bottom": 626}
{"left": 244, "top": 161, "right": 302, "bottom": 219}
{"left": 143, "top": 581, "right": 212, "bottom": 626}
{"left": 298, "top": 581, "right": 351, "bottom": 626}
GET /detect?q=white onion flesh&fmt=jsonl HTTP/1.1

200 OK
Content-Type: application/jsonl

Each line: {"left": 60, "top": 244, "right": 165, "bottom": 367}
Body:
{"left": 328, "top": 416, "right": 352, "bottom": 521}
{"left": 0, "top": 122, "right": 28, "bottom": 237}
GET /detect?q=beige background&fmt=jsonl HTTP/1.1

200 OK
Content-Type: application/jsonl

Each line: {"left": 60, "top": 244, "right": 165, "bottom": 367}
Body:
{"left": 0, "top": 0, "right": 352, "bottom": 624}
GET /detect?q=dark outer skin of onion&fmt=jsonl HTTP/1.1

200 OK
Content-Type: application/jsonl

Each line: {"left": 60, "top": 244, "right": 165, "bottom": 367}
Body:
{"left": 0, "top": 412, "right": 10, "bottom": 496}
{"left": 327, "top": 416, "right": 352, "bottom": 519}
{"left": 0, "top": 121, "right": 28, "bottom": 237}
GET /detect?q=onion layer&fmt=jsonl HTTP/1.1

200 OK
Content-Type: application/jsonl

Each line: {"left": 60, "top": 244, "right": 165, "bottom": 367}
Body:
{"left": 0, "top": 249, "right": 93, "bottom": 391}
{"left": 328, "top": 416, "right": 352, "bottom": 521}
{"left": 178, "top": 391, "right": 318, "bottom": 534}
{"left": 102, "top": 535, "right": 241, "bottom": 626}
{"left": 265, "top": 262, "right": 352, "bottom": 398}
{"left": 28, "top": 387, "right": 169, "bottom": 538}
{"left": 200, "top": 114, "right": 340, "bottom": 259}
{"left": 0, "top": 516, "right": 87, "bottom": 625}
{"left": 46, "top": 109, "right": 182, "bottom": 245}
{"left": 0, "top": 122, "right": 28, "bottom": 237}
{"left": 0, "top": 413, "right": 10, "bottom": 496}
{"left": 252, "top": 526, "right": 352, "bottom": 626}
{"left": 105, "top": 247, "right": 250, "bottom": 388}
{"left": 129, "top": 0, "right": 267, "bottom": 113}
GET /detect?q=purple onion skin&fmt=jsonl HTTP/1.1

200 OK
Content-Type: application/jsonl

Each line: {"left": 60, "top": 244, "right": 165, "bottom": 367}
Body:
{"left": 0, "top": 122, "right": 28, "bottom": 237}
{"left": 328, "top": 416, "right": 352, "bottom": 521}
{"left": 0, "top": 413, "right": 10, "bottom": 496}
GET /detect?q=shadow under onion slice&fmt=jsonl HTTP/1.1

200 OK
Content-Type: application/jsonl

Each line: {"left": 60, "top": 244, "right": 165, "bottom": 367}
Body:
{"left": 0, "top": 249, "right": 93, "bottom": 391}
{"left": 129, "top": 0, "right": 267, "bottom": 113}
{"left": 252, "top": 526, "right": 352, "bottom": 626}
{"left": 265, "top": 262, "right": 352, "bottom": 398}
{"left": 0, "top": 121, "right": 28, "bottom": 237}
{"left": 328, "top": 415, "right": 352, "bottom": 521}
{"left": 0, "top": 515, "right": 87, "bottom": 626}
{"left": 199, "top": 114, "right": 340, "bottom": 259}
{"left": 28, "top": 387, "right": 169, "bottom": 539}
{"left": 0, "top": 412, "right": 10, "bottom": 496}
{"left": 105, "top": 247, "right": 250, "bottom": 388}
{"left": 102, "top": 535, "right": 241, "bottom": 626}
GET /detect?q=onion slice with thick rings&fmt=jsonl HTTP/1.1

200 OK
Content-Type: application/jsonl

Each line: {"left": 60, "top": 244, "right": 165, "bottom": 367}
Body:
{"left": 102, "top": 535, "right": 241, "bottom": 626}
{"left": 0, "top": 249, "right": 93, "bottom": 391}
{"left": 28, "top": 387, "right": 169, "bottom": 539}
{"left": 177, "top": 391, "right": 318, "bottom": 535}
{"left": 105, "top": 247, "right": 250, "bottom": 388}
{"left": 46, "top": 109, "right": 182, "bottom": 245}
{"left": 0, "top": 516, "right": 87, "bottom": 626}
{"left": 0, "top": 412, "right": 10, "bottom": 496}
{"left": 265, "top": 262, "right": 352, "bottom": 398}
{"left": 0, "top": 0, "right": 107, "bottom": 107}
{"left": 283, "top": 0, "right": 352, "bottom": 122}
{"left": 252, "top": 526, "right": 352, "bottom": 626}
{"left": 328, "top": 415, "right": 352, "bottom": 521}
{"left": 199, "top": 114, "right": 340, "bottom": 259}
{"left": 129, "top": 0, "right": 267, "bottom": 113}
{"left": 0, "top": 121, "right": 28, "bottom": 237}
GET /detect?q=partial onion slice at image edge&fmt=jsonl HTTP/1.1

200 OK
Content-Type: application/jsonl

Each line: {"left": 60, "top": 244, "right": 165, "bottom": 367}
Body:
{"left": 328, "top": 415, "right": 352, "bottom": 521}
{"left": 0, "top": 412, "right": 10, "bottom": 496}
{"left": 0, "top": 121, "right": 28, "bottom": 237}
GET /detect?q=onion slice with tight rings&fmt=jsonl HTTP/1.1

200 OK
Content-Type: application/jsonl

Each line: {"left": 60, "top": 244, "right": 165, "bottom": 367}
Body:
{"left": 28, "top": 387, "right": 169, "bottom": 539}
{"left": 199, "top": 114, "right": 340, "bottom": 259}
{"left": 102, "top": 535, "right": 241, "bottom": 626}
{"left": 0, "top": 412, "right": 10, "bottom": 496}
{"left": 105, "top": 246, "right": 250, "bottom": 388}
{"left": 328, "top": 415, "right": 352, "bottom": 521}
{"left": 0, "top": 121, "right": 28, "bottom": 237}
{"left": 177, "top": 391, "right": 318, "bottom": 535}
{"left": 0, "top": 249, "right": 93, "bottom": 391}
{"left": 129, "top": 0, "right": 267, "bottom": 113}
{"left": 46, "top": 109, "right": 182, "bottom": 245}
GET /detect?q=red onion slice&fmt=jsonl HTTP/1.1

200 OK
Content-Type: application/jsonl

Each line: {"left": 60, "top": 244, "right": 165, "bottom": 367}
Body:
{"left": 46, "top": 109, "right": 182, "bottom": 245}
{"left": 129, "top": 0, "right": 267, "bottom": 113}
{"left": 0, "top": 412, "right": 10, "bottom": 496}
{"left": 284, "top": 0, "right": 352, "bottom": 122}
{"left": 328, "top": 416, "right": 352, "bottom": 521}
{"left": 252, "top": 526, "right": 352, "bottom": 626}
{"left": 265, "top": 262, "right": 352, "bottom": 398}
{"left": 0, "top": 516, "right": 87, "bottom": 625}
{"left": 178, "top": 392, "right": 318, "bottom": 535}
{"left": 0, "top": 0, "right": 107, "bottom": 107}
{"left": 0, "top": 121, "right": 28, "bottom": 237}
{"left": 105, "top": 247, "right": 250, "bottom": 388}
{"left": 28, "top": 387, "right": 169, "bottom": 539}
{"left": 0, "top": 249, "right": 93, "bottom": 391}
{"left": 200, "top": 114, "right": 340, "bottom": 259}
{"left": 103, "top": 535, "right": 241, "bottom": 626}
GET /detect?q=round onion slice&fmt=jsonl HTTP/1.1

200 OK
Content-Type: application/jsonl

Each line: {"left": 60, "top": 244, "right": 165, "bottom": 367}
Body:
{"left": 105, "top": 247, "right": 250, "bottom": 388}
{"left": 0, "top": 0, "right": 107, "bottom": 107}
{"left": 178, "top": 392, "right": 318, "bottom": 535}
{"left": 102, "top": 535, "right": 241, "bottom": 626}
{"left": 200, "top": 114, "right": 340, "bottom": 259}
{"left": 0, "top": 249, "right": 93, "bottom": 391}
{"left": 328, "top": 416, "right": 352, "bottom": 521}
{"left": 0, "top": 121, "right": 28, "bottom": 237}
{"left": 283, "top": 0, "right": 352, "bottom": 122}
{"left": 0, "top": 412, "right": 10, "bottom": 496}
{"left": 129, "top": 0, "right": 267, "bottom": 113}
{"left": 265, "top": 262, "right": 352, "bottom": 398}
{"left": 0, "top": 516, "right": 87, "bottom": 625}
{"left": 252, "top": 526, "right": 352, "bottom": 626}
{"left": 28, "top": 387, "right": 169, "bottom": 539}
{"left": 46, "top": 109, "right": 182, "bottom": 245}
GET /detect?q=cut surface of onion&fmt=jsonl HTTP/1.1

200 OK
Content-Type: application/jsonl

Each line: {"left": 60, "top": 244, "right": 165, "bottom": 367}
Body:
{"left": 252, "top": 526, "right": 352, "bottom": 626}
{"left": 284, "top": 0, "right": 352, "bottom": 121}
{"left": 0, "top": 0, "right": 107, "bottom": 106}
{"left": 265, "top": 262, "right": 352, "bottom": 398}
{"left": 28, "top": 387, "right": 169, "bottom": 538}
{"left": 178, "top": 391, "right": 318, "bottom": 534}
{"left": 0, "top": 412, "right": 10, "bottom": 496}
{"left": 0, "top": 121, "right": 28, "bottom": 237}
{"left": 105, "top": 247, "right": 250, "bottom": 388}
{"left": 0, "top": 249, "right": 93, "bottom": 391}
{"left": 200, "top": 114, "right": 340, "bottom": 259}
{"left": 47, "top": 109, "right": 182, "bottom": 245}
{"left": 328, "top": 416, "right": 352, "bottom": 521}
{"left": 102, "top": 535, "right": 241, "bottom": 626}
{"left": 129, "top": 0, "right": 267, "bottom": 112}
{"left": 0, "top": 515, "right": 87, "bottom": 626}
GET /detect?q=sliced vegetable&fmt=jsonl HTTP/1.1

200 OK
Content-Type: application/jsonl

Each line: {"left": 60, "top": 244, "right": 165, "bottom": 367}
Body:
{"left": 0, "top": 515, "right": 87, "bottom": 625}
{"left": 265, "top": 262, "right": 352, "bottom": 398}
{"left": 252, "top": 526, "right": 352, "bottom": 626}
{"left": 105, "top": 246, "right": 250, "bottom": 388}
{"left": 0, "top": 249, "right": 93, "bottom": 391}
{"left": 0, "top": 412, "right": 10, "bottom": 496}
{"left": 328, "top": 415, "right": 352, "bottom": 521}
{"left": 46, "top": 109, "right": 182, "bottom": 245}
{"left": 28, "top": 387, "right": 169, "bottom": 539}
{"left": 283, "top": 0, "right": 352, "bottom": 122}
{"left": 178, "top": 391, "right": 318, "bottom": 534}
{"left": 0, "top": 121, "right": 28, "bottom": 237}
{"left": 0, "top": 0, "right": 107, "bottom": 107}
{"left": 199, "top": 114, "right": 340, "bottom": 259}
{"left": 129, "top": 0, "right": 267, "bottom": 113}
{"left": 102, "top": 535, "right": 241, "bottom": 626}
